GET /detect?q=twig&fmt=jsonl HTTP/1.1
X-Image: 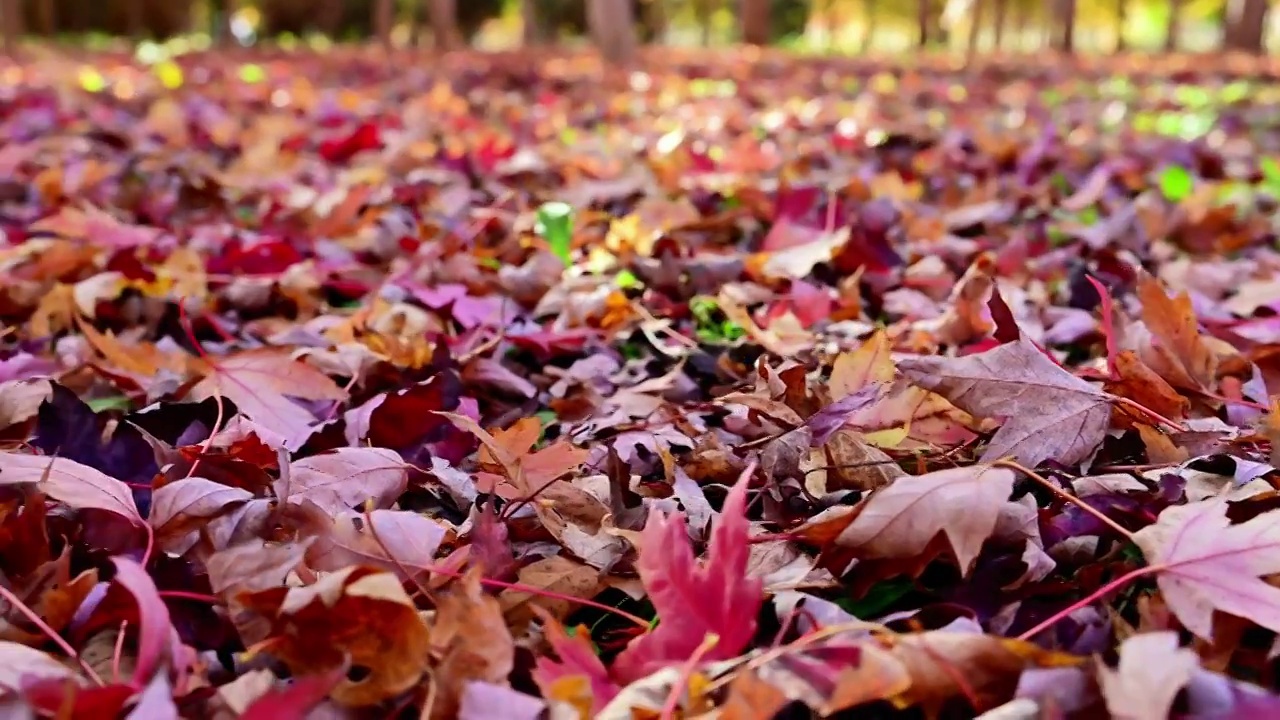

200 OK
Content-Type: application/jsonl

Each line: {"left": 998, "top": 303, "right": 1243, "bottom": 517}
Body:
{"left": 0, "top": 583, "right": 105, "bottom": 687}
{"left": 1107, "top": 394, "right": 1188, "bottom": 433}
{"left": 993, "top": 459, "right": 1137, "bottom": 543}
{"left": 1016, "top": 565, "right": 1159, "bottom": 641}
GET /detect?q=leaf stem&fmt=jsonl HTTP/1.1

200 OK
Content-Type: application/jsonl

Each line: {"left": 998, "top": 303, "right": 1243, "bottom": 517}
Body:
{"left": 1016, "top": 564, "right": 1159, "bottom": 641}
{"left": 1107, "top": 394, "right": 1188, "bottom": 433}
{"left": 660, "top": 633, "right": 719, "bottom": 720}
{"left": 0, "top": 583, "right": 105, "bottom": 687}
{"left": 993, "top": 459, "right": 1137, "bottom": 543}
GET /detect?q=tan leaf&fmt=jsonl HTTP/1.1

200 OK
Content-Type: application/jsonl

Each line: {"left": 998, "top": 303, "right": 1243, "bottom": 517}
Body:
{"left": 427, "top": 571, "right": 517, "bottom": 719}
{"left": 1098, "top": 632, "right": 1198, "bottom": 720}
{"left": 836, "top": 465, "right": 1016, "bottom": 574}
{"left": 899, "top": 337, "right": 1110, "bottom": 466}
{"left": 1136, "top": 274, "right": 1218, "bottom": 391}
{"left": 830, "top": 330, "right": 895, "bottom": 399}
{"left": 0, "top": 452, "right": 141, "bottom": 524}
{"left": 499, "top": 555, "right": 601, "bottom": 628}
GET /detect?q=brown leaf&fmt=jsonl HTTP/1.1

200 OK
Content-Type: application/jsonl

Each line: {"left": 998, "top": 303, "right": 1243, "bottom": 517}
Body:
{"left": 815, "top": 427, "right": 906, "bottom": 493}
{"left": 1136, "top": 274, "right": 1219, "bottom": 391}
{"left": 830, "top": 329, "right": 894, "bottom": 399}
{"left": 899, "top": 337, "right": 1110, "bottom": 466}
{"left": 207, "top": 540, "right": 311, "bottom": 594}
{"left": 428, "top": 571, "right": 517, "bottom": 719}
{"left": 1105, "top": 351, "right": 1189, "bottom": 428}
{"left": 499, "top": 555, "right": 601, "bottom": 628}
{"left": 836, "top": 465, "right": 1016, "bottom": 574}
{"left": 719, "top": 672, "right": 790, "bottom": 720}
{"left": 241, "top": 566, "right": 431, "bottom": 706}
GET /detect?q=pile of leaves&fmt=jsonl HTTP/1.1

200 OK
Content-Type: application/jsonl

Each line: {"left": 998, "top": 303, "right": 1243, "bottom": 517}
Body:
{"left": 5, "top": 46, "right": 1280, "bottom": 718}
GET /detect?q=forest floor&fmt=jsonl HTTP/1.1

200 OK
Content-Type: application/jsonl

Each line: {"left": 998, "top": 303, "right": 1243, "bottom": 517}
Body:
{"left": 0, "top": 47, "right": 1280, "bottom": 718}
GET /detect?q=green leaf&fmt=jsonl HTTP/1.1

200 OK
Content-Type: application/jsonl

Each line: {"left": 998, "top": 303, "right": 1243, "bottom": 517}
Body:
{"left": 536, "top": 202, "right": 575, "bottom": 267}
{"left": 1159, "top": 165, "right": 1194, "bottom": 202}
{"left": 835, "top": 577, "right": 915, "bottom": 619}
{"left": 1262, "top": 158, "right": 1280, "bottom": 190}
{"left": 615, "top": 269, "right": 641, "bottom": 289}
{"left": 87, "top": 396, "right": 131, "bottom": 413}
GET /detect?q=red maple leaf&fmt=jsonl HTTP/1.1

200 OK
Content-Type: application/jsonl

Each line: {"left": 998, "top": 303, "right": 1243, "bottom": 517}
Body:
{"left": 610, "top": 461, "right": 764, "bottom": 683}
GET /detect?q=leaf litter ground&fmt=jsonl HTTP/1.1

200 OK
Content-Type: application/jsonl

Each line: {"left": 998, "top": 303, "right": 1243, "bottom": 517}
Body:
{"left": 3, "top": 47, "right": 1280, "bottom": 718}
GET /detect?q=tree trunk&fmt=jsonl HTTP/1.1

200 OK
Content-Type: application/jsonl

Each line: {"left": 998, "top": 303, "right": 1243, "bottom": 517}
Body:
{"left": 0, "top": 0, "right": 18, "bottom": 55}
{"left": 860, "top": 0, "right": 878, "bottom": 52}
{"left": 1011, "top": 0, "right": 1028, "bottom": 49}
{"left": 1114, "top": 0, "right": 1127, "bottom": 50}
{"left": 426, "top": 0, "right": 461, "bottom": 49}
{"left": 1053, "top": 0, "right": 1075, "bottom": 52}
{"left": 693, "top": 0, "right": 714, "bottom": 45}
{"left": 126, "top": 0, "right": 145, "bottom": 39}
{"left": 1225, "top": 0, "right": 1269, "bottom": 53}
{"left": 35, "top": 0, "right": 54, "bottom": 35}
{"left": 967, "top": 0, "right": 985, "bottom": 56}
{"left": 522, "top": 0, "right": 548, "bottom": 44}
{"left": 917, "top": 0, "right": 930, "bottom": 46}
{"left": 589, "top": 0, "right": 637, "bottom": 64}
{"left": 318, "top": 0, "right": 344, "bottom": 37}
{"left": 1165, "top": 0, "right": 1182, "bottom": 52}
{"left": 741, "top": 0, "right": 769, "bottom": 44}
{"left": 375, "top": 0, "right": 395, "bottom": 48}
{"left": 643, "top": 0, "right": 668, "bottom": 43}
{"left": 992, "top": 0, "right": 1007, "bottom": 49}
{"left": 216, "top": 0, "right": 237, "bottom": 47}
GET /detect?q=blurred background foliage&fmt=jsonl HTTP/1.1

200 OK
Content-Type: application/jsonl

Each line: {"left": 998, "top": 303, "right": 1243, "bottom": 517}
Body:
{"left": 1, "top": 0, "right": 1274, "bottom": 56}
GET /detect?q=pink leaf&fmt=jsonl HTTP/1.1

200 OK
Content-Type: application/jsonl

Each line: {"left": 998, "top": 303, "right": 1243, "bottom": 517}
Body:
{"left": 277, "top": 447, "right": 407, "bottom": 513}
{"left": 111, "top": 557, "right": 174, "bottom": 684}
{"left": 124, "top": 674, "right": 178, "bottom": 720}
{"left": 0, "top": 452, "right": 141, "bottom": 524}
{"left": 191, "top": 350, "right": 346, "bottom": 450}
{"left": 0, "top": 641, "right": 80, "bottom": 692}
{"left": 531, "top": 611, "right": 618, "bottom": 712}
{"left": 610, "top": 461, "right": 764, "bottom": 683}
{"left": 149, "top": 478, "right": 253, "bottom": 542}
{"left": 240, "top": 665, "right": 346, "bottom": 720}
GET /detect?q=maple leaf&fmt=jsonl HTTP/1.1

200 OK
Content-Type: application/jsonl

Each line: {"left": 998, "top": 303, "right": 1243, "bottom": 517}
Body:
{"left": 1135, "top": 499, "right": 1280, "bottom": 639}
{"left": 610, "top": 462, "right": 764, "bottom": 683}
{"left": 0, "top": 452, "right": 142, "bottom": 524}
{"left": 531, "top": 611, "right": 619, "bottom": 714}
{"left": 1135, "top": 274, "right": 1219, "bottom": 392}
{"left": 240, "top": 566, "right": 431, "bottom": 706}
{"left": 899, "top": 337, "right": 1111, "bottom": 466}
{"left": 1098, "top": 632, "right": 1199, "bottom": 720}
{"left": 190, "top": 350, "right": 346, "bottom": 450}
{"left": 276, "top": 447, "right": 407, "bottom": 512}
{"left": 836, "top": 464, "right": 1017, "bottom": 574}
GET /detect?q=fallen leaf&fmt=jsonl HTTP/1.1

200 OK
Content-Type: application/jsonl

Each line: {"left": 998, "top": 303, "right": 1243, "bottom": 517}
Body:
{"left": 1098, "top": 631, "right": 1198, "bottom": 720}
{"left": 0, "top": 452, "right": 141, "bottom": 523}
{"left": 611, "top": 463, "right": 764, "bottom": 683}
{"left": 836, "top": 464, "right": 1016, "bottom": 574}
{"left": 191, "top": 350, "right": 346, "bottom": 450}
{"left": 899, "top": 337, "right": 1111, "bottom": 466}
{"left": 277, "top": 447, "right": 407, "bottom": 512}
{"left": 1136, "top": 274, "right": 1219, "bottom": 391}
{"left": 1135, "top": 499, "right": 1280, "bottom": 639}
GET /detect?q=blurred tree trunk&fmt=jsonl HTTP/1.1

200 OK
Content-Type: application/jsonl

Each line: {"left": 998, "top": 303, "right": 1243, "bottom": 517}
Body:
{"left": 991, "top": 0, "right": 1007, "bottom": 49}
{"left": 1011, "top": 0, "right": 1028, "bottom": 49}
{"left": 35, "top": 0, "right": 54, "bottom": 35}
{"left": 318, "top": 0, "right": 344, "bottom": 36}
{"left": 215, "top": 0, "right": 237, "bottom": 47}
{"left": 374, "top": 0, "right": 394, "bottom": 47}
{"left": 860, "top": 0, "right": 878, "bottom": 52}
{"left": 741, "top": 0, "right": 768, "bottom": 44}
{"left": 693, "top": 0, "right": 714, "bottom": 45}
{"left": 1, "top": 0, "right": 19, "bottom": 54}
{"left": 643, "top": 0, "right": 667, "bottom": 43}
{"left": 426, "top": 0, "right": 461, "bottom": 49}
{"left": 126, "top": 0, "right": 144, "bottom": 39}
{"left": 1115, "top": 0, "right": 1127, "bottom": 50}
{"left": 1225, "top": 0, "right": 1268, "bottom": 53}
{"left": 1165, "top": 0, "right": 1181, "bottom": 51}
{"left": 967, "top": 0, "right": 985, "bottom": 56}
{"left": 522, "top": 0, "right": 548, "bottom": 44}
{"left": 917, "top": 0, "right": 930, "bottom": 46}
{"left": 589, "top": 0, "right": 636, "bottom": 63}
{"left": 1052, "top": 0, "right": 1074, "bottom": 52}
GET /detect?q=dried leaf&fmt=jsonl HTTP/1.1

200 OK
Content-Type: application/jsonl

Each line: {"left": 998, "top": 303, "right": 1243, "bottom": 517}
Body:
{"left": 1098, "top": 632, "right": 1198, "bottom": 720}
{"left": 0, "top": 452, "right": 141, "bottom": 523}
{"left": 277, "top": 447, "right": 407, "bottom": 512}
{"left": 899, "top": 337, "right": 1110, "bottom": 466}
{"left": 836, "top": 465, "right": 1016, "bottom": 574}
